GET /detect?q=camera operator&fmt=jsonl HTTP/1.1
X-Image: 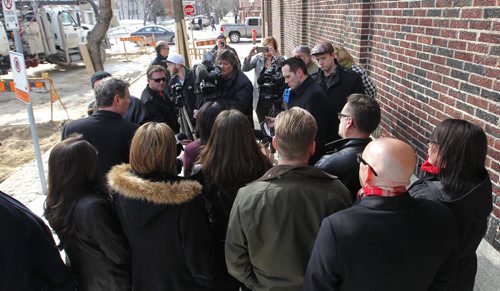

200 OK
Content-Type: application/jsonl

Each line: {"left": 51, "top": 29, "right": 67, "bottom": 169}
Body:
{"left": 243, "top": 36, "right": 285, "bottom": 124}
{"left": 198, "top": 49, "right": 254, "bottom": 126}
{"left": 166, "top": 54, "right": 196, "bottom": 124}
{"left": 205, "top": 34, "right": 241, "bottom": 69}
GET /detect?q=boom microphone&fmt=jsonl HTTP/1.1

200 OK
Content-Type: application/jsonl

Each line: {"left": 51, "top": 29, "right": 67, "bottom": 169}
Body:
{"left": 195, "top": 63, "right": 208, "bottom": 86}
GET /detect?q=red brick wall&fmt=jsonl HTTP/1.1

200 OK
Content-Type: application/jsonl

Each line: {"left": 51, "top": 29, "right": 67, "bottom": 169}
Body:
{"left": 271, "top": 0, "right": 285, "bottom": 54}
{"left": 264, "top": 0, "right": 500, "bottom": 250}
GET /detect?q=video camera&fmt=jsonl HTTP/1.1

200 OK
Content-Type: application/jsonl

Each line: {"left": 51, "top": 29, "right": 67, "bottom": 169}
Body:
{"left": 170, "top": 82, "right": 184, "bottom": 107}
{"left": 257, "top": 59, "right": 283, "bottom": 102}
{"left": 194, "top": 52, "right": 223, "bottom": 100}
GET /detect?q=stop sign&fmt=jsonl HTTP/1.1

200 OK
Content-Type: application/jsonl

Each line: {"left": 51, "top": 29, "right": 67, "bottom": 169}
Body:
{"left": 184, "top": 4, "right": 195, "bottom": 16}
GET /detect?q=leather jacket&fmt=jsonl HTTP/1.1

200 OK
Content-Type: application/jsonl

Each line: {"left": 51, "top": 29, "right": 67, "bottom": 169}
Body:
{"left": 315, "top": 138, "right": 372, "bottom": 201}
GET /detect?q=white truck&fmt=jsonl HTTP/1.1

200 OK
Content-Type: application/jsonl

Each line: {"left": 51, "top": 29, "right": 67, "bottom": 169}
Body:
{"left": 0, "top": 3, "right": 90, "bottom": 75}
{"left": 0, "top": 21, "right": 9, "bottom": 74}
{"left": 220, "top": 16, "right": 263, "bottom": 43}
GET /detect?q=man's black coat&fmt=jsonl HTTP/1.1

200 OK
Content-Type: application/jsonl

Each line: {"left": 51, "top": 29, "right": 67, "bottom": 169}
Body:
{"left": 0, "top": 191, "right": 74, "bottom": 291}
{"left": 62, "top": 110, "right": 139, "bottom": 177}
{"left": 288, "top": 76, "right": 334, "bottom": 164}
{"left": 315, "top": 138, "right": 372, "bottom": 201}
{"left": 314, "top": 64, "right": 364, "bottom": 140}
{"left": 141, "top": 86, "right": 181, "bottom": 133}
{"left": 304, "top": 193, "right": 459, "bottom": 291}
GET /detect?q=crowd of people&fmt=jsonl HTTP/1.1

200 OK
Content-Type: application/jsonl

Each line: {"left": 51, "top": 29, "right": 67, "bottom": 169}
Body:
{"left": 0, "top": 35, "right": 493, "bottom": 291}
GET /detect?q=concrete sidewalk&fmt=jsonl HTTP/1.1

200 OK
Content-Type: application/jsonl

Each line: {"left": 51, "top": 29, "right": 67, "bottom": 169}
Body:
{"left": 1, "top": 154, "right": 499, "bottom": 290}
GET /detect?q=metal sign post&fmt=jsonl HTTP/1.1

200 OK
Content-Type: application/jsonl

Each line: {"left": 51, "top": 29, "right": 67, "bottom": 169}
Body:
{"left": 5, "top": 0, "right": 48, "bottom": 195}
{"left": 184, "top": 4, "right": 196, "bottom": 59}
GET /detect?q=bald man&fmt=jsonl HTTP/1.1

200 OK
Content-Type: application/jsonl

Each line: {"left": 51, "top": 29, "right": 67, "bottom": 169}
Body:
{"left": 304, "top": 138, "right": 459, "bottom": 291}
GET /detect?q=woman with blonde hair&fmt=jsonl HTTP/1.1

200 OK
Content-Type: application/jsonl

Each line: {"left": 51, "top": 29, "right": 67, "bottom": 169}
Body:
{"left": 334, "top": 44, "right": 377, "bottom": 98}
{"left": 107, "top": 122, "right": 219, "bottom": 291}
{"left": 243, "top": 36, "right": 286, "bottom": 123}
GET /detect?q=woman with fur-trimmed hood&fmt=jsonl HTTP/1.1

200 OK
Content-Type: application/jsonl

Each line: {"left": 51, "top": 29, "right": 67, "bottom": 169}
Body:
{"left": 108, "top": 122, "right": 219, "bottom": 291}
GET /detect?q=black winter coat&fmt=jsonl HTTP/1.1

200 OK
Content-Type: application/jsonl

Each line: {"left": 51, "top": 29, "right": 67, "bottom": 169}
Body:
{"left": 304, "top": 193, "right": 459, "bottom": 291}
{"left": 409, "top": 173, "right": 492, "bottom": 291}
{"left": 141, "top": 86, "right": 181, "bottom": 132}
{"left": 314, "top": 64, "right": 364, "bottom": 140}
{"left": 62, "top": 110, "right": 139, "bottom": 177}
{"left": 288, "top": 76, "right": 334, "bottom": 164}
{"left": 315, "top": 138, "right": 371, "bottom": 201}
{"left": 62, "top": 194, "right": 131, "bottom": 291}
{"left": 0, "top": 191, "right": 74, "bottom": 291}
{"left": 108, "top": 164, "right": 219, "bottom": 291}
{"left": 214, "top": 69, "right": 254, "bottom": 125}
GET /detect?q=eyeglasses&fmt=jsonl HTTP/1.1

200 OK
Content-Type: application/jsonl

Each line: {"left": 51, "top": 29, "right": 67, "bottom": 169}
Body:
{"left": 150, "top": 77, "right": 167, "bottom": 83}
{"left": 356, "top": 153, "right": 379, "bottom": 176}
{"left": 337, "top": 113, "right": 350, "bottom": 120}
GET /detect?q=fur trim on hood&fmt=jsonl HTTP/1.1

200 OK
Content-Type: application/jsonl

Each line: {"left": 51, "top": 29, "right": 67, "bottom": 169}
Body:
{"left": 107, "top": 164, "right": 202, "bottom": 205}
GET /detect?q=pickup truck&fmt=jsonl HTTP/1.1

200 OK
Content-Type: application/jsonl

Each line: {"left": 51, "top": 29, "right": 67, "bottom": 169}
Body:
{"left": 220, "top": 17, "right": 263, "bottom": 43}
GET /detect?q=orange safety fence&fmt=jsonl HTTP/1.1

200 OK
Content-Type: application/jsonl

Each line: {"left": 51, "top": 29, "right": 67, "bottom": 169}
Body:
{"left": 0, "top": 74, "right": 69, "bottom": 120}
{"left": 195, "top": 39, "right": 216, "bottom": 47}
{"left": 0, "top": 79, "right": 48, "bottom": 93}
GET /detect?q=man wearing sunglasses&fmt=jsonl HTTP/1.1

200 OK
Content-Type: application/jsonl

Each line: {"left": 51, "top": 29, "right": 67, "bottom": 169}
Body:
{"left": 305, "top": 138, "right": 459, "bottom": 291}
{"left": 141, "top": 65, "right": 180, "bottom": 133}
{"left": 315, "top": 94, "right": 380, "bottom": 201}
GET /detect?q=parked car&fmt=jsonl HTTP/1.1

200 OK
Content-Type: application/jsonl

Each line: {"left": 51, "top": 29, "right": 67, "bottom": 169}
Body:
{"left": 130, "top": 25, "right": 176, "bottom": 44}
{"left": 220, "top": 17, "right": 262, "bottom": 43}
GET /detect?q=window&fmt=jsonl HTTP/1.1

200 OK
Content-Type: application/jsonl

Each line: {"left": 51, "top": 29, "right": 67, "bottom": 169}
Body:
{"left": 59, "top": 11, "right": 78, "bottom": 27}
{"left": 248, "top": 18, "right": 259, "bottom": 26}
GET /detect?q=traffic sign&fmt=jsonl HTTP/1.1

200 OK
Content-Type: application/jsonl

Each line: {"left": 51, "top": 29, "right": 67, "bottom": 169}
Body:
{"left": 184, "top": 4, "right": 195, "bottom": 16}
{"left": 9, "top": 51, "right": 30, "bottom": 103}
{"left": 2, "top": 0, "right": 18, "bottom": 30}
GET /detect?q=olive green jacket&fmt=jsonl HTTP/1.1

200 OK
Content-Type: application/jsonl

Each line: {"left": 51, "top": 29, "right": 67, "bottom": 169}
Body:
{"left": 225, "top": 165, "right": 352, "bottom": 291}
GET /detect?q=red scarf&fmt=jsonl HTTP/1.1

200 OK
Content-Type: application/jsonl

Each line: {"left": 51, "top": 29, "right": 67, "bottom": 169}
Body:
{"left": 421, "top": 159, "right": 440, "bottom": 175}
{"left": 358, "top": 185, "right": 407, "bottom": 197}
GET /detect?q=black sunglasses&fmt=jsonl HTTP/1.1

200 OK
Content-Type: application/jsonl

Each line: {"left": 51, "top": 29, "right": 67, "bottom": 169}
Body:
{"left": 150, "top": 77, "right": 167, "bottom": 83}
{"left": 356, "top": 153, "right": 379, "bottom": 176}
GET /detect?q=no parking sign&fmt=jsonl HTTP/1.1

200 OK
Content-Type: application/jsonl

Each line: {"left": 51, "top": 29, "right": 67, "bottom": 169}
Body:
{"left": 2, "top": 0, "right": 18, "bottom": 30}
{"left": 9, "top": 51, "right": 30, "bottom": 103}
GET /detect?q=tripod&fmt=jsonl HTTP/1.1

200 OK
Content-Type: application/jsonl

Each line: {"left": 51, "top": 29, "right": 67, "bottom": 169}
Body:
{"left": 178, "top": 105, "right": 196, "bottom": 140}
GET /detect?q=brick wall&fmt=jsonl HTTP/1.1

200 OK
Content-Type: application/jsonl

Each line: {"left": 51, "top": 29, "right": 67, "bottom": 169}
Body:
{"left": 264, "top": 0, "right": 500, "bottom": 250}
{"left": 270, "top": 0, "right": 285, "bottom": 54}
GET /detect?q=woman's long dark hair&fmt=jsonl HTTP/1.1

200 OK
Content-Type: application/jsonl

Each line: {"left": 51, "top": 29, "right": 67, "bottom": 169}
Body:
{"left": 196, "top": 101, "right": 223, "bottom": 145}
{"left": 44, "top": 135, "right": 103, "bottom": 249}
{"left": 431, "top": 119, "right": 488, "bottom": 193}
{"left": 199, "top": 110, "right": 272, "bottom": 203}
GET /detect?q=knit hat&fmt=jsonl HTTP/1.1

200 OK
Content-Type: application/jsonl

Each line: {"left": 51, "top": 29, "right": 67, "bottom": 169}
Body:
{"left": 90, "top": 71, "right": 112, "bottom": 88}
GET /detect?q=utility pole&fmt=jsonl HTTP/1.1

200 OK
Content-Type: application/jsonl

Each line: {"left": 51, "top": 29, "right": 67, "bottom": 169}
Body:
{"left": 171, "top": 0, "right": 191, "bottom": 68}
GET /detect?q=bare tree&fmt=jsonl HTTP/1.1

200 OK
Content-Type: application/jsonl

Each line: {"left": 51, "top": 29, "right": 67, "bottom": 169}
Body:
{"left": 143, "top": 0, "right": 159, "bottom": 25}
{"left": 213, "top": 0, "right": 239, "bottom": 20}
{"left": 86, "top": 0, "right": 113, "bottom": 71}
